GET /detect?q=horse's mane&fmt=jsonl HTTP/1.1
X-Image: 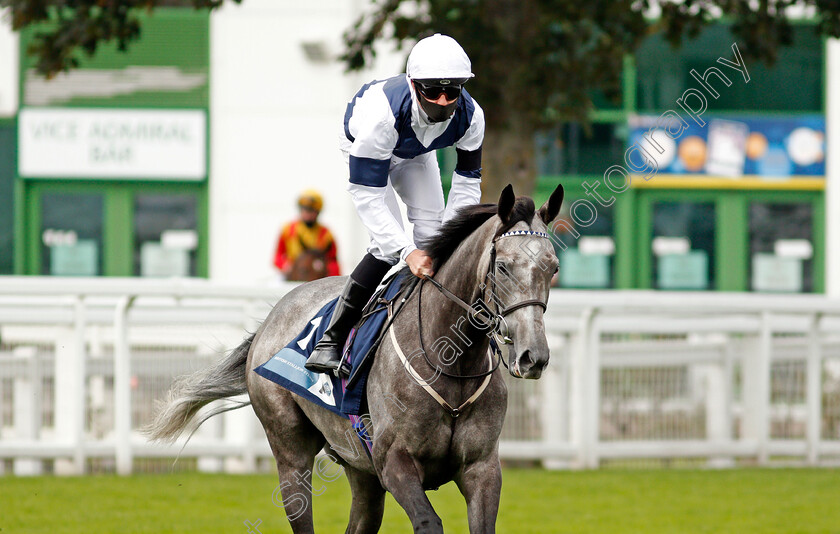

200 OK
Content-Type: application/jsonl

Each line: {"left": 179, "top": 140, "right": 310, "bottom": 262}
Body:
{"left": 398, "top": 197, "right": 537, "bottom": 283}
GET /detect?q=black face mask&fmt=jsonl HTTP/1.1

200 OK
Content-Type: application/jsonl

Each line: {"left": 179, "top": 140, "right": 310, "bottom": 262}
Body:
{"left": 417, "top": 96, "right": 458, "bottom": 123}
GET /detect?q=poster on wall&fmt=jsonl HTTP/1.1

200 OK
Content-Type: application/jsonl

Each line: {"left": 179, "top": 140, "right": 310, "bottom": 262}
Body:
{"left": 19, "top": 108, "right": 207, "bottom": 180}
{"left": 627, "top": 115, "right": 825, "bottom": 180}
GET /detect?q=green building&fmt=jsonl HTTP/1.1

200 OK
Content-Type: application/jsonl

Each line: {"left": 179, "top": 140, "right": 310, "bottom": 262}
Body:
{"left": 0, "top": 11, "right": 836, "bottom": 294}
{"left": 531, "top": 23, "right": 831, "bottom": 293}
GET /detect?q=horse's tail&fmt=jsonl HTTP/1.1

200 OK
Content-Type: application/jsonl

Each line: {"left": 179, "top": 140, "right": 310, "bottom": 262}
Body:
{"left": 143, "top": 332, "right": 255, "bottom": 443}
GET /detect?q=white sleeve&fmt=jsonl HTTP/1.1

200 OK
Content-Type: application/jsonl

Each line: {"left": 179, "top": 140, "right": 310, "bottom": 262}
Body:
{"left": 348, "top": 183, "right": 414, "bottom": 261}
{"left": 442, "top": 174, "right": 482, "bottom": 223}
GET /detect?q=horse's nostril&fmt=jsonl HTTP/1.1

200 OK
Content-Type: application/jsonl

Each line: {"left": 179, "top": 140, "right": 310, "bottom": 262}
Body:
{"left": 521, "top": 349, "right": 534, "bottom": 365}
{"left": 519, "top": 349, "right": 549, "bottom": 371}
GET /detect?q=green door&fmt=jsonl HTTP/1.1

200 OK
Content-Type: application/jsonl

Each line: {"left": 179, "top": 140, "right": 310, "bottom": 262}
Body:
{"left": 22, "top": 181, "right": 207, "bottom": 277}
{"left": 636, "top": 190, "right": 720, "bottom": 290}
{"left": 632, "top": 188, "right": 824, "bottom": 292}
{"left": 745, "top": 192, "right": 824, "bottom": 293}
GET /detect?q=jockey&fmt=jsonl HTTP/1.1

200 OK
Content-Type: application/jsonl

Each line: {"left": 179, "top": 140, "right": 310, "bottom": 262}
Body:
{"left": 274, "top": 190, "right": 340, "bottom": 280}
{"left": 305, "top": 33, "right": 485, "bottom": 374}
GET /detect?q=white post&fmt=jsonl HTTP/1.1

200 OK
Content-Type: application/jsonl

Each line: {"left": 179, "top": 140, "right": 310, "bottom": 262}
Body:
{"left": 114, "top": 296, "right": 136, "bottom": 475}
{"left": 703, "top": 356, "right": 733, "bottom": 468}
{"left": 722, "top": 341, "right": 735, "bottom": 463}
{"left": 224, "top": 397, "right": 257, "bottom": 473}
{"left": 827, "top": 38, "right": 840, "bottom": 297}
{"left": 87, "top": 322, "right": 108, "bottom": 445}
{"left": 13, "top": 346, "right": 42, "bottom": 475}
{"left": 754, "top": 313, "right": 772, "bottom": 465}
{"left": 585, "top": 312, "right": 602, "bottom": 469}
{"left": 806, "top": 314, "right": 823, "bottom": 465}
{"left": 571, "top": 308, "right": 601, "bottom": 469}
{"left": 196, "top": 412, "right": 223, "bottom": 473}
{"left": 741, "top": 314, "right": 771, "bottom": 464}
{"left": 540, "top": 334, "right": 566, "bottom": 469}
{"left": 53, "top": 299, "right": 87, "bottom": 475}
{"left": 569, "top": 308, "right": 597, "bottom": 469}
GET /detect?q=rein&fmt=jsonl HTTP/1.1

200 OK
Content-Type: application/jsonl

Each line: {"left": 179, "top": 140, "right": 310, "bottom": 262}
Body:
{"left": 418, "top": 279, "right": 502, "bottom": 379}
{"left": 389, "top": 228, "right": 553, "bottom": 417}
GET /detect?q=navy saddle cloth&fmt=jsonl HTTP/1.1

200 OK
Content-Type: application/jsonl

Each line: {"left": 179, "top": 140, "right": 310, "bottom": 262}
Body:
{"left": 253, "top": 273, "right": 407, "bottom": 417}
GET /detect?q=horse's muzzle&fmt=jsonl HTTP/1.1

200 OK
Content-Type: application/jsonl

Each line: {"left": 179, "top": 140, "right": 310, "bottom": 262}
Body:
{"left": 511, "top": 349, "right": 549, "bottom": 379}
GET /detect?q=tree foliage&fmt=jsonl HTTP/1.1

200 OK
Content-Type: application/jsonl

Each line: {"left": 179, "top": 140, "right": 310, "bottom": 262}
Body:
{"left": 7, "top": 1, "right": 840, "bottom": 118}
{"left": 342, "top": 0, "right": 840, "bottom": 130}
{"left": 0, "top": 0, "right": 239, "bottom": 77}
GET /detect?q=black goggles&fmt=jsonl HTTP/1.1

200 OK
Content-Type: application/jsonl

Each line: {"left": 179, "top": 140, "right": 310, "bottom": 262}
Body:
{"left": 414, "top": 81, "right": 462, "bottom": 101}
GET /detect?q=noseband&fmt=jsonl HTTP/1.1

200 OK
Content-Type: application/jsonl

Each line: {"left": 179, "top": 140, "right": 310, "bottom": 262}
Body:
{"left": 420, "top": 229, "right": 552, "bottom": 379}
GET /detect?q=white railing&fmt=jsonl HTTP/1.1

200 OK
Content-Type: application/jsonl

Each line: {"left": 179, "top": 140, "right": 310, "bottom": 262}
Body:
{"left": 1, "top": 276, "right": 840, "bottom": 475}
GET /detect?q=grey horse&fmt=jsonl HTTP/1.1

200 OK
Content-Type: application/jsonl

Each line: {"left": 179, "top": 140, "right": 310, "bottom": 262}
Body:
{"left": 146, "top": 183, "right": 564, "bottom": 533}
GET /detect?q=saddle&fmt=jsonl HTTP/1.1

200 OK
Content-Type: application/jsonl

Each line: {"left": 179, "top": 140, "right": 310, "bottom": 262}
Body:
{"left": 340, "top": 270, "right": 419, "bottom": 387}
{"left": 253, "top": 270, "right": 418, "bottom": 418}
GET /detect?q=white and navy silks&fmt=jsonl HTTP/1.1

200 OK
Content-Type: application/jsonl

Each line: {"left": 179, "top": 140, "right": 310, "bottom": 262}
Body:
{"left": 341, "top": 74, "right": 485, "bottom": 265}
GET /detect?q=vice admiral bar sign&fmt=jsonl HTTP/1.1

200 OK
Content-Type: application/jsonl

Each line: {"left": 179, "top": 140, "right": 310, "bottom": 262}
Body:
{"left": 19, "top": 108, "right": 206, "bottom": 180}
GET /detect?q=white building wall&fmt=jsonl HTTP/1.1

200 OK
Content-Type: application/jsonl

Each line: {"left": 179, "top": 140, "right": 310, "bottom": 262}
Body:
{"left": 209, "top": 0, "right": 406, "bottom": 283}
{"left": 827, "top": 38, "right": 840, "bottom": 297}
{"left": 0, "top": 9, "right": 19, "bottom": 117}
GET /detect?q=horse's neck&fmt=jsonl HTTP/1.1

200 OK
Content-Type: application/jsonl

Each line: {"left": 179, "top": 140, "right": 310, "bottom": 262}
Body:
{"left": 434, "top": 223, "right": 491, "bottom": 304}
{"left": 420, "top": 223, "right": 494, "bottom": 374}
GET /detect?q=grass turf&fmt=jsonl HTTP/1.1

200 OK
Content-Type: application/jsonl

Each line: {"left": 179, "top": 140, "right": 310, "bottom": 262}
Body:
{"left": 1, "top": 468, "right": 839, "bottom": 533}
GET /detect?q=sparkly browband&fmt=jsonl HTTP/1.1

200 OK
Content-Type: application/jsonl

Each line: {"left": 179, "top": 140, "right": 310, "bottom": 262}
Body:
{"left": 494, "top": 230, "right": 551, "bottom": 241}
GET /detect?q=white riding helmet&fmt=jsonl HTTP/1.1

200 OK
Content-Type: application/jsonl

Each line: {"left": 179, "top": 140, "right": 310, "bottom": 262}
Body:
{"left": 406, "top": 33, "right": 474, "bottom": 82}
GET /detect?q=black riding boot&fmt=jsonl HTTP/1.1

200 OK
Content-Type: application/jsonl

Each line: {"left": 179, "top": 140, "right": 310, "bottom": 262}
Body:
{"left": 305, "top": 254, "right": 391, "bottom": 374}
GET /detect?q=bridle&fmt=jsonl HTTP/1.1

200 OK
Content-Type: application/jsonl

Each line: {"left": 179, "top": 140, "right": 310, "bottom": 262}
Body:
{"left": 418, "top": 229, "right": 552, "bottom": 379}
{"left": 386, "top": 228, "right": 553, "bottom": 418}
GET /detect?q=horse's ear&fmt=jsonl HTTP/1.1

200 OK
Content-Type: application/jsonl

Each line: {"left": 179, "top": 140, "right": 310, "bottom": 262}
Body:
{"left": 539, "top": 183, "right": 564, "bottom": 224}
{"left": 497, "top": 184, "right": 515, "bottom": 224}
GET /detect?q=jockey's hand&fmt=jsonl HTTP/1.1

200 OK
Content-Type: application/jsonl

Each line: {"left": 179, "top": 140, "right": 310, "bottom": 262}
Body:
{"left": 406, "top": 249, "right": 434, "bottom": 279}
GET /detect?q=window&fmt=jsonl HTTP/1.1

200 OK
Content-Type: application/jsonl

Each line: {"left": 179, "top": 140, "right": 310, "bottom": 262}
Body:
{"left": 134, "top": 194, "right": 198, "bottom": 277}
{"left": 40, "top": 193, "right": 104, "bottom": 276}
{"left": 651, "top": 201, "right": 716, "bottom": 290}
{"left": 749, "top": 202, "right": 813, "bottom": 292}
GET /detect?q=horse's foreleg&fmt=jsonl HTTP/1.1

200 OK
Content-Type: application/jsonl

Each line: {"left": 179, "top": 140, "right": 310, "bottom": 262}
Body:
{"left": 455, "top": 454, "right": 502, "bottom": 534}
{"left": 344, "top": 465, "right": 386, "bottom": 534}
{"left": 380, "top": 448, "right": 443, "bottom": 533}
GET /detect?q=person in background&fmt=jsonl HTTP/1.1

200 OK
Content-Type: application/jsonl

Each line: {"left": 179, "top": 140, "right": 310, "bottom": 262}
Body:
{"left": 274, "top": 190, "right": 340, "bottom": 282}
{"left": 305, "top": 34, "right": 485, "bottom": 374}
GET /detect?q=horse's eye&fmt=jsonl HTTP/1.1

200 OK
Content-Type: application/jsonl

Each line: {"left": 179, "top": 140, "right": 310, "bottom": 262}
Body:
{"left": 496, "top": 261, "right": 510, "bottom": 275}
